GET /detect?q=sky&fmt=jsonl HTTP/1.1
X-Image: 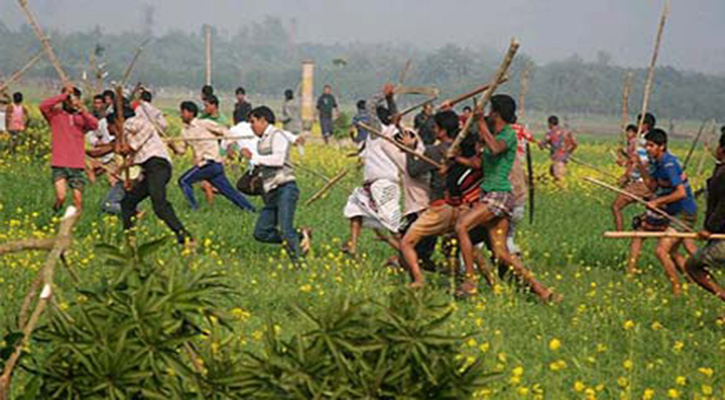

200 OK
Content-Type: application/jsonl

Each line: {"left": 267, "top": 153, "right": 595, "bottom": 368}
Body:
{"left": 1, "top": 0, "right": 724, "bottom": 75}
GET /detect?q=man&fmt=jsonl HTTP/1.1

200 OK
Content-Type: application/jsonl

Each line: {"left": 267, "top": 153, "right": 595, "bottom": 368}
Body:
{"left": 685, "top": 131, "right": 725, "bottom": 316}
{"left": 612, "top": 114, "right": 656, "bottom": 231}
{"left": 539, "top": 115, "right": 577, "bottom": 183}
{"left": 5, "top": 92, "right": 29, "bottom": 152}
{"left": 413, "top": 102, "right": 436, "bottom": 145}
{"left": 240, "top": 106, "right": 311, "bottom": 261}
{"left": 134, "top": 89, "right": 168, "bottom": 133}
{"left": 455, "top": 95, "right": 557, "bottom": 301}
{"left": 233, "top": 87, "right": 253, "bottom": 125}
{"left": 107, "top": 104, "right": 192, "bottom": 245}
{"left": 85, "top": 94, "right": 115, "bottom": 184}
{"left": 40, "top": 85, "right": 98, "bottom": 213}
{"left": 342, "top": 84, "right": 402, "bottom": 255}
{"left": 281, "top": 89, "right": 300, "bottom": 135}
{"left": 459, "top": 106, "right": 472, "bottom": 127}
{"left": 637, "top": 128, "right": 698, "bottom": 296}
{"left": 350, "top": 100, "right": 370, "bottom": 144}
{"left": 316, "top": 84, "right": 338, "bottom": 145}
{"left": 201, "top": 94, "right": 229, "bottom": 126}
{"left": 102, "top": 89, "right": 115, "bottom": 114}
{"left": 172, "top": 101, "right": 256, "bottom": 212}
{"left": 201, "top": 85, "right": 214, "bottom": 103}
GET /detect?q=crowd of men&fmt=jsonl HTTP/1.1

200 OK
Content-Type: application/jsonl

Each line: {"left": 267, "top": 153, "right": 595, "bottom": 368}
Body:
{"left": 1, "top": 79, "right": 723, "bottom": 314}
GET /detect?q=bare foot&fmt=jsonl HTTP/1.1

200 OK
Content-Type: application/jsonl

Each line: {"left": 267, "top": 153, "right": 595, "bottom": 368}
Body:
{"left": 455, "top": 280, "right": 478, "bottom": 299}
{"left": 409, "top": 280, "right": 425, "bottom": 289}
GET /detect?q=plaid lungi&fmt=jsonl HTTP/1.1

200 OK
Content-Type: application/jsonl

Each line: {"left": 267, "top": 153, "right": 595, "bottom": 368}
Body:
{"left": 480, "top": 191, "right": 514, "bottom": 219}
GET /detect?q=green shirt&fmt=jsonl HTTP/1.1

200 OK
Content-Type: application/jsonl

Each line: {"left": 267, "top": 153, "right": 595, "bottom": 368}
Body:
{"left": 200, "top": 112, "right": 229, "bottom": 127}
{"left": 481, "top": 124, "right": 516, "bottom": 192}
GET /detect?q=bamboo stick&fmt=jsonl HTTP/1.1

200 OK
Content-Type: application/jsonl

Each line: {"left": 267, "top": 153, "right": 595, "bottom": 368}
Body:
{"left": 683, "top": 119, "right": 709, "bottom": 170}
{"left": 355, "top": 121, "right": 442, "bottom": 168}
{"left": 635, "top": 0, "right": 670, "bottom": 137}
{"left": 583, "top": 176, "right": 693, "bottom": 232}
{"left": 17, "top": 0, "right": 70, "bottom": 85}
{"left": 569, "top": 156, "right": 618, "bottom": 179}
{"left": 121, "top": 38, "right": 150, "bottom": 86}
{"left": 163, "top": 135, "right": 255, "bottom": 143}
{"left": 204, "top": 24, "right": 212, "bottom": 86}
{"left": 0, "top": 49, "right": 44, "bottom": 93}
{"left": 518, "top": 62, "right": 532, "bottom": 121}
{"left": 447, "top": 38, "right": 520, "bottom": 158}
{"left": 604, "top": 231, "right": 725, "bottom": 240}
{"left": 619, "top": 71, "right": 634, "bottom": 145}
{"left": 305, "top": 168, "right": 349, "bottom": 206}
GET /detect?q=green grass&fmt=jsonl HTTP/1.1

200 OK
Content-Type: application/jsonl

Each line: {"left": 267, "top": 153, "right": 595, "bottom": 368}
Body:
{"left": 0, "top": 123, "right": 723, "bottom": 399}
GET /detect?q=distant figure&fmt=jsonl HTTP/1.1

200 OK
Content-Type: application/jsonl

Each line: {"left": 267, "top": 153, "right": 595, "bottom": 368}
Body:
{"left": 233, "top": 86, "right": 253, "bottom": 124}
{"left": 281, "top": 89, "right": 300, "bottom": 134}
{"left": 316, "top": 84, "right": 338, "bottom": 145}
{"left": 459, "top": 106, "right": 472, "bottom": 127}
{"left": 350, "top": 100, "right": 370, "bottom": 144}
{"left": 201, "top": 84, "right": 214, "bottom": 103}
{"left": 539, "top": 115, "right": 577, "bottom": 183}
{"left": 5, "top": 92, "right": 29, "bottom": 152}
{"left": 102, "top": 89, "right": 115, "bottom": 114}
{"left": 414, "top": 102, "right": 436, "bottom": 145}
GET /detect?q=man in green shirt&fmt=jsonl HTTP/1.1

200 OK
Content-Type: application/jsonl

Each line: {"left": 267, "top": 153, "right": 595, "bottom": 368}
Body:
{"left": 454, "top": 94, "right": 558, "bottom": 302}
{"left": 201, "top": 94, "right": 230, "bottom": 126}
{"left": 316, "top": 84, "right": 338, "bottom": 145}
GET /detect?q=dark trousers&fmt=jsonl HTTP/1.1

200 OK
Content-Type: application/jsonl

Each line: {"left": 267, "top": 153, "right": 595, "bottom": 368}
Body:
{"left": 178, "top": 161, "right": 256, "bottom": 212}
{"left": 253, "top": 182, "right": 300, "bottom": 260}
{"left": 121, "top": 157, "right": 190, "bottom": 243}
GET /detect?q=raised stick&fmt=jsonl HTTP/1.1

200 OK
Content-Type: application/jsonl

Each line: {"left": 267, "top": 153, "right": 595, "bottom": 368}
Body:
{"left": 635, "top": 0, "right": 670, "bottom": 137}
{"left": 17, "top": 0, "right": 70, "bottom": 85}
{"left": 305, "top": 168, "right": 349, "bottom": 206}
{"left": 583, "top": 176, "right": 693, "bottom": 232}
{"left": 604, "top": 231, "right": 725, "bottom": 240}
{"left": 447, "top": 38, "right": 520, "bottom": 158}
{"left": 204, "top": 24, "right": 212, "bottom": 86}
{"left": 163, "top": 135, "right": 255, "bottom": 143}
{"left": 518, "top": 62, "right": 532, "bottom": 121}
{"left": 682, "top": 119, "right": 709, "bottom": 170}
{"left": 121, "top": 38, "right": 151, "bottom": 85}
{"left": 355, "top": 121, "right": 442, "bottom": 168}
{"left": 619, "top": 71, "right": 634, "bottom": 145}
{"left": 0, "top": 49, "right": 44, "bottom": 93}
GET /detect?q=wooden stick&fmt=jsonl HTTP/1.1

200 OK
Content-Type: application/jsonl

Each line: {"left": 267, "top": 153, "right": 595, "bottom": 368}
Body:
{"left": 204, "top": 24, "right": 212, "bottom": 86}
{"left": 569, "top": 156, "right": 618, "bottom": 179}
{"left": 604, "top": 231, "right": 725, "bottom": 240}
{"left": 619, "top": 71, "right": 634, "bottom": 144}
{"left": 583, "top": 176, "right": 693, "bottom": 232}
{"left": 305, "top": 168, "right": 349, "bottom": 206}
{"left": 17, "top": 0, "right": 70, "bottom": 85}
{"left": 0, "top": 238, "right": 58, "bottom": 255}
{"left": 0, "top": 49, "right": 44, "bottom": 93}
{"left": 682, "top": 119, "right": 709, "bottom": 170}
{"left": 393, "top": 86, "right": 439, "bottom": 97}
{"left": 635, "top": 0, "right": 670, "bottom": 137}
{"left": 121, "top": 38, "right": 150, "bottom": 86}
{"left": 398, "top": 96, "right": 437, "bottom": 117}
{"left": 447, "top": 38, "right": 520, "bottom": 158}
{"left": 0, "top": 207, "right": 79, "bottom": 398}
{"left": 518, "top": 62, "right": 532, "bottom": 121}
{"left": 355, "top": 121, "right": 442, "bottom": 168}
{"left": 289, "top": 161, "right": 330, "bottom": 183}
{"left": 163, "top": 135, "right": 255, "bottom": 143}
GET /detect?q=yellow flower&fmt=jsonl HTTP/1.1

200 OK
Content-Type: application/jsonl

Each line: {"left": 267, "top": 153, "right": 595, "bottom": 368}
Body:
{"left": 549, "top": 360, "right": 566, "bottom": 371}
{"left": 651, "top": 321, "right": 663, "bottom": 330}
{"left": 667, "top": 388, "right": 680, "bottom": 398}
{"left": 548, "top": 338, "right": 561, "bottom": 351}
{"left": 698, "top": 367, "right": 714, "bottom": 377}
{"left": 479, "top": 342, "right": 490, "bottom": 353}
{"left": 675, "top": 376, "right": 687, "bottom": 386}
{"left": 672, "top": 341, "right": 684, "bottom": 352}
{"left": 623, "top": 320, "right": 635, "bottom": 330}
{"left": 702, "top": 384, "right": 713, "bottom": 396}
{"left": 642, "top": 388, "right": 655, "bottom": 400}
{"left": 623, "top": 359, "right": 633, "bottom": 370}
{"left": 573, "top": 381, "right": 586, "bottom": 392}
{"left": 517, "top": 386, "right": 529, "bottom": 396}
{"left": 300, "top": 284, "right": 312, "bottom": 292}
{"left": 617, "top": 376, "right": 628, "bottom": 387}
{"left": 512, "top": 366, "right": 524, "bottom": 377}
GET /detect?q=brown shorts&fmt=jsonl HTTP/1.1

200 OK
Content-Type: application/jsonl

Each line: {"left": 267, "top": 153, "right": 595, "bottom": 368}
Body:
{"left": 551, "top": 161, "right": 566, "bottom": 179}
{"left": 407, "top": 204, "right": 460, "bottom": 241}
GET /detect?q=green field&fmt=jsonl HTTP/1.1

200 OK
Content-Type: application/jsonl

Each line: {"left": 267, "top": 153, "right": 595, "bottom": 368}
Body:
{"left": 0, "top": 114, "right": 723, "bottom": 399}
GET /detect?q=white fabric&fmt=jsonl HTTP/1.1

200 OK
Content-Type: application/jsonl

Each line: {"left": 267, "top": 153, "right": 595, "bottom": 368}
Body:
{"left": 361, "top": 124, "right": 402, "bottom": 183}
{"left": 343, "top": 179, "right": 401, "bottom": 232}
{"left": 0, "top": 110, "right": 6, "bottom": 131}
{"left": 86, "top": 118, "right": 114, "bottom": 163}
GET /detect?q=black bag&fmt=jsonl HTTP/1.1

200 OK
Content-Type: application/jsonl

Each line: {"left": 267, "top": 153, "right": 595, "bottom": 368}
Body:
{"left": 237, "top": 166, "right": 264, "bottom": 196}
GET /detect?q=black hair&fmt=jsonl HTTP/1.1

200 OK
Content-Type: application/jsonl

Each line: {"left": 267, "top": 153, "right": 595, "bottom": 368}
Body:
{"left": 67, "top": 87, "right": 82, "bottom": 98}
{"left": 236, "top": 87, "right": 246, "bottom": 96}
{"left": 204, "top": 94, "right": 219, "bottom": 107}
{"left": 102, "top": 90, "right": 115, "bottom": 101}
{"left": 490, "top": 94, "right": 516, "bottom": 123}
{"left": 284, "top": 89, "right": 294, "bottom": 100}
{"left": 250, "top": 106, "right": 276, "bottom": 124}
{"left": 140, "top": 90, "right": 152, "bottom": 102}
{"left": 93, "top": 94, "right": 104, "bottom": 102}
{"left": 12, "top": 92, "right": 22, "bottom": 103}
{"left": 644, "top": 128, "right": 667, "bottom": 147}
{"left": 548, "top": 115, "right": 559, "bottom": 126}
{"left": 106, "top": 104, "right": 135, "bottom": 125}
{"left": 626, "top": 124, "right": 638, "bottom": 132}
{"left": 433, "top": 110, "right": 460, "bottom": 139}
{"left": 356, "top": 100, "right": 366, "bottom": 110}
{"left": 180, "top": 101, "right": 199, "bottom": 117}
{"left": 202, "top": 85, "right": 214, "bottom": 96}
{"left": 637, "top": 112, "right": 656, "bottom": 129}
{"left": 719, "top": 130, "right": 725, "bottom": 149}
{"left": 376, "top": 106, "right": 392, "bottom": 126}
{"left": 463, "top": 106, "right": 472, "bottom": 112}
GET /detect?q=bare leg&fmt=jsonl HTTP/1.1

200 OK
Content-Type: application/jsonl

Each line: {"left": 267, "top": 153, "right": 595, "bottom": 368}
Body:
{"left": 400, "top": 231, "right": 425, "bottom": 287}
{"left": 455, "top": 203, "right": 495, "bottom": 282}
{"left": 71, "top": 189, "right": 83, "bottom": 214}
{"left": 685, "top": 254, "right": 725, "bottom": 301}
{"left": 654, "top": 235, "right": 682, "bottom": 296}
{"left": 612, "top": 194, "right": 635, "bottom": 232}
{"left": 345, "top": 217, "right": 363, "bottom": 255}
{"left": 473, "top": 247, "right": 496, "bottom": 287}
{"left": 374, "top": 229, "right": 400, "bottom": 251}
{"left": 683, "top": 239, "right": 697, "bottom": 256}
{"left": 53, "top": 179, "right": 68, "bottom": 212}
{"left": 627, "top": 237, "right": 644, "bottom": 275}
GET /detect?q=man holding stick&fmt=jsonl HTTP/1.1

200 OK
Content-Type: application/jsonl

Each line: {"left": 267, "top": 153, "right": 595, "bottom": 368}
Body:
{"left": 684, "top": 132, "right": 725, "bottom": 311}
{"left": 539, "top": 115, "right": 577, "bottom": 184}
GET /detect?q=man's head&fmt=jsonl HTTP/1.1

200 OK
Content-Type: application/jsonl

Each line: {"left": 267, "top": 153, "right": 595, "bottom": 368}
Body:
{"left": 12, "top": 92, "right": 23, "bottom": 104}
{"left": 180, "top": 101, "right": 199, "bottom": 123}
{"left": 323, "top": 84, "right": 332, "bottom": 95}
{"left": 92, "top": 94, "right": 105, "bottom": 113}
{"left": 140, "top": 90, "right": 153, "bottom": 103}
{"left": 201, "top": 85, "right": 214, "bottom": 101}
{"left": 376, "top": 105, "right": 392, "bottom": 126}
{"left": 548, "top": 115, "right": 559, "bottom": 129}
{"left": 626, "top": 123, "right": 638, "bottom": 138}
{"left": 637, "top": 112, "right": 656, "bottom": 133}
{"left": 203, "top": 94, "right": 219, "bottom": 115}
{"left": 102, "top": 90, "right": 115, "bottom": 107}
{"left": 284, "top": 89, "right": 294, "bottom": 101}
{"left": 462, "top": 106, "right": 472, "bottom": 118}
{"left": 644, "top": 128, "right": 668, "bottom": 159}
{"left": 433, "top": 110, "right": 460, "bottom": 141}
{"left": 236, "top": 87, "right": 246, "bottom": 102}
{"left": 62, "top": 86, "right": 83, "bottom": 112}
{"left": 423, "top": 102, "right": 433, "bottom": 115}
{"left": 105, "top": 103, "right": 135, "bottom": 135}
{"left": 489, "top": 94, "right": 516, "bottom": 126}
{"left": 249, "top": 106, "right": 275, "bottom": 136}
{"left": 356, "top": 100, "right": 366, "bottom": 111}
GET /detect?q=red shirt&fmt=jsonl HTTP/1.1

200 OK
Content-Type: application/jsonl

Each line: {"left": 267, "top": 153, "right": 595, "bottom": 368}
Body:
{"left": 40, "top": 94, "right": 98, "bottom": 169}
{"left": 511, "top": 123, "right": 534, "bottom": 159}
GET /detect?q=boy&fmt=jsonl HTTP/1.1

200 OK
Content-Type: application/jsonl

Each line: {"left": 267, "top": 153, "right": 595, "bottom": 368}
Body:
{"left": 539, "top": 115, "right": 577, "bottom": 183}
{"left": 5, "top": 92, "right": 29, "bottom": 152}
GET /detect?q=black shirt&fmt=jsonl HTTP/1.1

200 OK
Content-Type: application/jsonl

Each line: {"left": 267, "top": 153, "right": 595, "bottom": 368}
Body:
{"left": 705, "top": 163, "right": 725, "bottom": 233}
{"left": 233, "top": 100, "right": 252, "bottom": 125}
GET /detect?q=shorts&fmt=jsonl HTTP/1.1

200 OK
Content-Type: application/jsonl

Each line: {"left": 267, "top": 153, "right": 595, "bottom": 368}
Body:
{"left": 406, "top": 203, "right": 461, "bottom": 240}
{"left": 688, "top": 240, "right": 725, "bottom": 270}
{"left": 480, "top": 191, "right": 514, "bottom": 219}
{"left": 624, "top": 180, "right": 653, "bottom": 200}
{"left": 320, "top": 117, "right": 334, "bottom": 137}
{"left": 551, "top": 161, "right": 566, "bottom": 179}
{"left": 52, "top": 167, "right": 86, "bottom": 190}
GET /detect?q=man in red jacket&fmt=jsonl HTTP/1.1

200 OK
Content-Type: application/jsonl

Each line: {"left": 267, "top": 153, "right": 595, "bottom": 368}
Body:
{"left": 40, "top": 85, "right": 98, "bottom": 213}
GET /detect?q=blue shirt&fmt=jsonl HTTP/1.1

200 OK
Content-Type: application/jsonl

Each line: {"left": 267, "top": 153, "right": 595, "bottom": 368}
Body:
{"left": 351, "top": 110, "right": 370, "bottom": 143}
{"left": 650, "top": 151, "right": 697, "bottom": 216}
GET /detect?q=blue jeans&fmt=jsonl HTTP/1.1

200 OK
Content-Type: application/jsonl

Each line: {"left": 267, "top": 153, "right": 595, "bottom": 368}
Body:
{"left": 178, "top": 161, "right": 256, "bottom": 212}
{"left": 253, "top": 182, "right": 300, "bottom": 260}
{"left": 101, "top": 182, "right": 125, "bottom": 215}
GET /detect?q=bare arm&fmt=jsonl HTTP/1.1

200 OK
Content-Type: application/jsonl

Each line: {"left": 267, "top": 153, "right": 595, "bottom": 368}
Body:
{"left": 477, "top": 118, "right": 507, "bottom": 155}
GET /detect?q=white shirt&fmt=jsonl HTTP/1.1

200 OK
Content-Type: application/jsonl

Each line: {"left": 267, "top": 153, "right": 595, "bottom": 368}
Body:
{"left": 86, "top": 118, "right": 114, "bottom": 163}
{"left": 362, "top": 124, "right": 402, "bottom": 183}
{"left": 231, "top": 122, "right": 299, "bottom": 166}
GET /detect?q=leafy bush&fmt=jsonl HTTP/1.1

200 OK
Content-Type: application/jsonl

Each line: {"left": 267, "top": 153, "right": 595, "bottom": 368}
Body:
{"left": 332, "top": 111, "right": 351, "bottom": 140}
